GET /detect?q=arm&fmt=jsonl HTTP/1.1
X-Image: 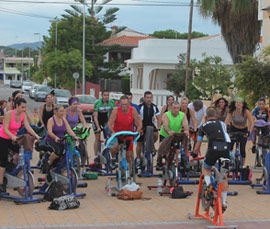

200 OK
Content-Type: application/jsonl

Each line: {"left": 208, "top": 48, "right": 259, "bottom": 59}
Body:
{"left": 39, "top": 104, "right": 44, "bottom": 126}
{"left": 162, "top": 113, "right": 173, "bottom": 136}
{"left": 182, "top": 114, "right": 189, "bottom": 137}
{"left": 23, "top": 113, "right": 39, "bottom": 140}
{"left": 47, "top": 118, "right": 59, "bottom": 142}
{"left": 78, "top": 110, "right": 87, "bottom": 128}
{"left": 64, "top": 118, "right": 76, "bottom": 137}
{"left": 194, "top": 126, "right": 204, "bottom": 155}
{"left": 158, "top": 105, "right": 166, "bottom": 127}
{"left": 25, "top": 107, "right": 34, "bottom": 125}
{"left": 189, "top": 108, "right": 197, "bottom": 131}
{"left": 107, "top": 107, "right": 117, "bottom": 134}
{"left": 225, "top": 112, "right": 232, "bottom": 126}
{"left": 246, "top": 109, "right": 254, "bottom": 133}
{"left": 133, "top": 107, "right": 142, "bottom": 132}
{"left": 3, "top": 111, "right": 17, "bottom": 141}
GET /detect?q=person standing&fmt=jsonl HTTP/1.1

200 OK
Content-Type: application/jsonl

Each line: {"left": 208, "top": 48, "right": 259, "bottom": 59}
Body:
{"left": 39, "top": 94, "right": 54, "bottom": 129}
{"left": 214, "top": 97, "right": 229, "bottom": 122}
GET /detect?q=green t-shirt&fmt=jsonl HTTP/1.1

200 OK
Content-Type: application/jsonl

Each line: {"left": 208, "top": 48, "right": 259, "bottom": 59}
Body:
{"left": 94, "top": 98, "right": 115, "bottom": 124}
{"left": 160, "top": 110, "right": 184, "bottom": 138}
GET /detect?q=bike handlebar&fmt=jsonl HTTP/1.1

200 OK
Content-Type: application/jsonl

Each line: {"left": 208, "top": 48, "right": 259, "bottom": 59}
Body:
{"left": 229, "top": 131, "right": 248, "bottom": 140}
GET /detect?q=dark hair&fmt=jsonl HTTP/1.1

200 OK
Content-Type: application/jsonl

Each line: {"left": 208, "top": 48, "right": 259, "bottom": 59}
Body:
{"left": 50, "top": 90, "right": 55, "bottom": 96}
{"left": 68, "top": 96, "right": 79, "bottom": 105}
{"left": 206, "top": 106, "right": 218, "bottom": 118}
{"left": 193, "top": 100, "right": 203, "bottom": 109}
{"left": 45, "top": 94, "right": 52, "bottom": 100}
{"left": 167, "top": 95, "right": 174, "bottom": 102}
{"left": 120, "top": 95, "right": 129, "bottom": 102}
{"left": 124, "top": 92, "right": 133, "bottom": 96}
{"left": 101, "top": 89, "right": 109, "bottom": 95}
{"left": 228, "top": 100, "right": 249, "bottom": 114}
{"left": 0, "top": 100, "right": 7, "bottom": 106}
{"left": 12, "top": 90, "right": 21, "bottom": 100}
{"left": 214, "top": 98, "right": 228, "bottom": 116}
{"left": 172, "top": 101, "right": 180, "bottom": 106}
{"left": 258, "top": 97, "right": 266, "bottom": 103}
{"left": 144, "top": 91, "right": 152, "bottom": 97}
{"left": 15, "top": 98, "right": 27, "bottom": 107}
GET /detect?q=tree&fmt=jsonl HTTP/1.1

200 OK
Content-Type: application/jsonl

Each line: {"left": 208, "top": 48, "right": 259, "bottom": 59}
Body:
{"left": 198, "top": 0, "right": 260, "bottom": 63}
{"left": 235, "top": 47, "right": 270, "bottom": 107}
{"left": 150, "top": 30, "right": 208, "bottom": 39}
{"left": 191, "top": 54, "right": 232, "bottom": 101}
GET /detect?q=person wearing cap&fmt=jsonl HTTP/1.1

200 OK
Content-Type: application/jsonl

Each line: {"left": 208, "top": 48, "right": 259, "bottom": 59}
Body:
{"left": 225, "top": 97, "right": 254, "bottom": 165}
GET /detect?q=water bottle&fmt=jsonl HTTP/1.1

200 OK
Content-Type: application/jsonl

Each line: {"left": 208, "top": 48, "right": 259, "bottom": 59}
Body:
{"left": 157, "top": 175, "right": 162, "bottom": 195}
{"left": 18, "top": 145, "right": 24, "bottom": 167}
{"left": 106, "top": 177, "right": 111, "bottom": 196}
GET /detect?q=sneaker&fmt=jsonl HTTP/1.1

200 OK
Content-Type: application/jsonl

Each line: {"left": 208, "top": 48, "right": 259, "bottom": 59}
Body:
{"left": 222, "top": 202, "right": 228, "bottom": 213}
{"left": 156, "top": 157, "right": 163, "bottom": 171}
{"left": 204, "top": 184, "right": 214, "bottom": 200}
{"left": 252, "top": 145, "right": 256, "bottom": 154}
{"left": 94, "top": 156, "right": 100, "bottom": 165}
{"left": 110, "top": 158, "right": 117, "bottom": 170}
{"left": 0, "top": 184, "right": 6, "bottom": 194}
{"left": 136, "top": 158, "right": 141, "bottom": 171}
{"left": 256, "top": 162, "right": 262, "bottom": 167}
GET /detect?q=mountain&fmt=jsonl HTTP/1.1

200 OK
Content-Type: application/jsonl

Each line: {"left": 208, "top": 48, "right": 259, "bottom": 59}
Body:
{"left": 7, "top": 41, "right": 42, "bottom": 50}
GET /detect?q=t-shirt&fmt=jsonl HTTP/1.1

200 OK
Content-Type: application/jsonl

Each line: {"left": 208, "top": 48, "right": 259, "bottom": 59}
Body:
{"left": 188, "top": 103, "right": 207, "bottom": 129}
{"left": 117, "top": 102, "right": 140, "bottom": 114}
{"left": 94, "top": 98, "right": 115, "bottom": 124}
{"left": 160, "top": 111, "right": 184, "bottom": 138}
{"left": 139, "top": 102, "right": 160, "bottom": 127}
{"left": 252, "top": 107, "right": 269, "bottom": 122}
{"left": 197, "top": 120, "right": 231, "bottom": 147}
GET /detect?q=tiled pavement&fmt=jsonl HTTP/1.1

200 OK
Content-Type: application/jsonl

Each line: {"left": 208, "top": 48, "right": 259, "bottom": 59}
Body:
{"left": 1, "top": 133, "right": 270, "bottom": 229}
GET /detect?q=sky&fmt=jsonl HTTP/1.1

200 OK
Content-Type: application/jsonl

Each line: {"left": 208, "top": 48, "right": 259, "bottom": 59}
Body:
{"left": 0, "top": 0, "right": 221, "bottom": 46}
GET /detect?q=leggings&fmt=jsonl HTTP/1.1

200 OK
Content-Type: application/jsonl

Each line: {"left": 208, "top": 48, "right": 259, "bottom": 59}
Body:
{"left": 0, "top": 137, "right": 19, "bottom": 168}
{"left": 230, "top": 126, "right": 248, "bottom": 158}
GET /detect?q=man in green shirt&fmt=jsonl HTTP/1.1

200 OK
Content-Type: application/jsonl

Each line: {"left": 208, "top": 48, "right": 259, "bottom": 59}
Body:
{"left": 93, "top": 90, "right": 115, "bottom": 164}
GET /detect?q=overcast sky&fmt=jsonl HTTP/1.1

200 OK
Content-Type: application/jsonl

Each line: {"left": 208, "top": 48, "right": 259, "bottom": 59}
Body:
{"left": 0, "top": 0, "right": 220, "bottom": 46}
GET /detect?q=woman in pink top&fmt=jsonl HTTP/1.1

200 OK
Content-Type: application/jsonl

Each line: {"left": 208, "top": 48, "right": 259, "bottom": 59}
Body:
{"left": 0, "top": 98, "right": 39, "bottom": 194}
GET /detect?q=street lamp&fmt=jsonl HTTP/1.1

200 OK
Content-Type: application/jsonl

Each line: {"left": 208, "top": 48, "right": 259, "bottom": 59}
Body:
{"left": 75, "top": 0, "right": 86, "bottom": 94}
{"left": 34, "top": 33, "right": 41, "bottom": 70}
{"left": 50, "top": 17, "right": 59, "bottom": 88}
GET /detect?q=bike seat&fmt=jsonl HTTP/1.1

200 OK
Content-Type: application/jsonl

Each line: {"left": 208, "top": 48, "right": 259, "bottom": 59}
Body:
{"left": 35, "top": 143, "right": 54, "bottom": 152}
{"left": 219, "top": 157, "right": 230, "bottom": 163}
{"left": 229, "top": 132, "right": 247, "bottom": 140}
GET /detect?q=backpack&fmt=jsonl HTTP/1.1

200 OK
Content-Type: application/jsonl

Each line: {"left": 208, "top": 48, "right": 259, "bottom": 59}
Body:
{"left": 117, "top": 189, "right": 143, "bottom": 200}
{"left": 242, "top": 166, "right": 252, "bottom": 181}
{"left": 171, "top": 186, "right": 190, "bottom": 199}
{"left": 44, "top": 181, "right": 65, "bottom": 201}
{"left": 48, "top": 195, "right": 80, "bottom": 210}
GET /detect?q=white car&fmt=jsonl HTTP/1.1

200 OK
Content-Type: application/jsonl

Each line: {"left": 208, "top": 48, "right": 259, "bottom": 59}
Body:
{"left": 22, "top": 81, "right": 33, "bottom": 93}
{"left": 54, "top": 89, "right": 72, "bottom": 107}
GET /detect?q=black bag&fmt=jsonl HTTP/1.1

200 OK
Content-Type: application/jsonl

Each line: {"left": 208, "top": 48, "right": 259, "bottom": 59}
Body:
{"left": 171, "top": 186, "right": 189, "bottom": 199}
{"left": 242, "top": 166, "right": 252, "bottom": 181}
{"left": 44, "top": 181, "right": 65, "bottom": 201}
{"left": 48, "top": 195, "right": 80, "bottom": 210}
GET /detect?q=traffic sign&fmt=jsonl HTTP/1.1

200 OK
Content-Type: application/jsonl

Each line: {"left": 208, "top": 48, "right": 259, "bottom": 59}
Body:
{"left": 73, "top": 72, "right": 79, "bottom": 79}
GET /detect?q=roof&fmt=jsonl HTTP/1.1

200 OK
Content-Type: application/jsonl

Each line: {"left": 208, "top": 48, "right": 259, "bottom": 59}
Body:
{"left": 193, "top": 34, "right": 221, "bottom": 40}
{"left": 102, "top": 35, "right": 155, "bottom": 47}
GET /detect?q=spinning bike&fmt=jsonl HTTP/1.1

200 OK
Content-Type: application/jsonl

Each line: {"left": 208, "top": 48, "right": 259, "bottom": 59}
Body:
{"left": 0, "top": 135, "right": 42, "bottom": 204}
{"left": 105, "top": 131, "right": 140, "bottom": 192}
{"left": 34, "top": 135, "right": 86, "bottom": 198}
{"left": 188, "top": 157, "right": 238, "bottom": 228}
{"left": 251, "top": 133, "right": 270, "bottom": 194}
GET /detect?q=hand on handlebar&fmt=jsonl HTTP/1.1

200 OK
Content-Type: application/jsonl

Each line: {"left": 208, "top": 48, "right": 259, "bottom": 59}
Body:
{"left": 11, "top": 135, "right": 17, "bottom": 142}
{"left": 55, "top": 136, "right": 60, "bottom": 143}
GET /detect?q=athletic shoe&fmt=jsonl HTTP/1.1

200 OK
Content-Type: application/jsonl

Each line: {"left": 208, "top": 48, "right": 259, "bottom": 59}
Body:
{"left": 222, "top": 202, "right": 228, "bottom": 213}
{"left": 94, "top": 156, "right": 100, "bottom": 164}
{"left": 156, "top": 157, "right": 163, "bottom": 171}
{"left": 252, "top": 145, "right": 256, "bottom": 154}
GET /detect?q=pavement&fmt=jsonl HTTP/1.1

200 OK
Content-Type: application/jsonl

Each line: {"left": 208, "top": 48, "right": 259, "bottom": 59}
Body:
{"left": 1, "top": 85, "right": 270, "bottom": 228}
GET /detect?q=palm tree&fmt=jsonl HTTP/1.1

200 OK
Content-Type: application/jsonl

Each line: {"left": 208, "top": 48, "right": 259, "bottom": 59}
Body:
{"left": 198, "top": 0, "right": 261, "bottom": 63}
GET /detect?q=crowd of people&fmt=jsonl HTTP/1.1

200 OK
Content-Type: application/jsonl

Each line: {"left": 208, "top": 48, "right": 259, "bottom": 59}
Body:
{"left": 0, "top": 87, "right": 269, "bottom": 211}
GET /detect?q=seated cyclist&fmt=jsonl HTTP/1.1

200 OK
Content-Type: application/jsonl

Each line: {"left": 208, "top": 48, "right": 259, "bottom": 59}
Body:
{"left": 193, "top": 107, "right": 231, "bottom": 212}
{"left": 44, "top": 105, "right": 78, "bottom": 169}
{"left": 251, "top": 97, "right": 270, "bottom": 155}
{"left": 108, "top": 96, "right": 142, "bottom": 173}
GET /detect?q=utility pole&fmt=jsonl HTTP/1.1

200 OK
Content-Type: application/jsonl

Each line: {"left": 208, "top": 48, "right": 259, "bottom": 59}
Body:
{"left": 28, "top": 47, "right": 31, "bottom": 80}
{"left": 185, "top": 0, "right": 194, "bottom": 96}
{"left": 82, "top": 1, "right": 86, "bottom": 94}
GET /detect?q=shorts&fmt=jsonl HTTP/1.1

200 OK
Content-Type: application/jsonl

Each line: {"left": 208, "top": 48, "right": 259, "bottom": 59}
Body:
{"left": 92, "top": 121, "right": 107, "bottom": 135}
{"left": 46, "top": 141, "right": 65, "bottom": 157}
{"left": 204, "top": 149, "right": 230, "bottom": 169}
{"left": 0, "top": 137, "right": 19, "bottom": 168}
{"left": 117, "top": 136, "right": 133, "bottom": 152}
{"left": 138, "top": 125, "right": 158, "bottom": 142}
{"left": 160, "top": 135, "right": 180, "bottom": 149}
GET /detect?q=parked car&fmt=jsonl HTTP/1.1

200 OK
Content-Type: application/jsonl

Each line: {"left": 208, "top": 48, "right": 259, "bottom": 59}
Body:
{"left": 75, "top": 94, "right": 96, "bottom": 122}
{"left": 10, "top": 80, "right": 22, "bottom": 88}
{"left": 22, "top": 81, "right": 33, "bottom": 93}
{"left": 34, "top": 86, "right": 52, "bottom": 102}
{"left": 29, "top": 84, "right": 40, "bottom": 99}
{"left": 54, "top": 89, "right": 72, "bottom": 107}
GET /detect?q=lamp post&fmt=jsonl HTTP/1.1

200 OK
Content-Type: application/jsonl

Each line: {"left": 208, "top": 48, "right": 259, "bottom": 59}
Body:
{"left": 34, "top": 33, "right": 41, "bottom": 70}
{"left": 50, "top": 17, "right": 59, "bottom": 88}
{"left": 28, "top": 47, "right": 31, "bottom": 80}
{"left": 75, "top": 0, "right": 86, "bottom": 94}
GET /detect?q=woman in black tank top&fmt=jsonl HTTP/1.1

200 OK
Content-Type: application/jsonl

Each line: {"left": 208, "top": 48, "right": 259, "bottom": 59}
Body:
{"left": 40, "top": 94, "right": 54, "bottom": 128}
{"left": 180, "top": 97, "right": 197, "bottom": 131}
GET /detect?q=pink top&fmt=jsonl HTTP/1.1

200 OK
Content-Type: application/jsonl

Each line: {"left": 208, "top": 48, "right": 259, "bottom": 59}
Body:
{"left": 0, "top": 110, "right": 24, "bottom": 139}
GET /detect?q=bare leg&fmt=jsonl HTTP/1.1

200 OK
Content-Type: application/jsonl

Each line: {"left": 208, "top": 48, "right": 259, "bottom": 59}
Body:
{"left": 49, "top": 153, "right": 59, "bottom": 165}
{"left": 0, "top": 167, "right": 5, "bottom": 185}
{"left": 136, "top": 142, "right": 143, "bottom": 159}
{"left": 126, "top": 151, "right": 133, "bottom": 175}
{"left": 94, "top": 133, "right": 101, "bottom": 156}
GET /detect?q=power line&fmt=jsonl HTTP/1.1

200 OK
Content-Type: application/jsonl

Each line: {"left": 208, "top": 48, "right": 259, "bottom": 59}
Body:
{"left": 0, "top": 7, "right": 54, "bottom": 19}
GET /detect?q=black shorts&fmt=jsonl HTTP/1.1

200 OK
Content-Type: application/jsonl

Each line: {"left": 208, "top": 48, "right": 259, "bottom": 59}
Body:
{"left": 204, "top": 149, "right": 230, "bottom": 169}
{"left": 46, "top": 141, "right": 65, "bottom": 157}
{"left": 92, "top": 121, "right": 107, "bottom": 134}
{"left": 0, "top": 137, "right": 19, "bottom": 168}
{"left": 138, "top": 125, "right": 158, "bottom": 142}
{"left": 160, "top": 135, "right": 180, "bottom": 149}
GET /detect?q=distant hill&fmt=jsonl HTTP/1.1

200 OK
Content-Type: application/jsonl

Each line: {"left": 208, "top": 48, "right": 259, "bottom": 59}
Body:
{"left": 7, "top": 41, "right": 42, "bottom": 50}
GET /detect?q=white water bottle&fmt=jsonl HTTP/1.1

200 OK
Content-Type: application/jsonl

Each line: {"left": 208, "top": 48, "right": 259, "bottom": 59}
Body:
{"left": 157, "top": 175, "right": 162, "bottom": 195}
{"left": 18, "top": 145, "right": 24, "bottom": 167}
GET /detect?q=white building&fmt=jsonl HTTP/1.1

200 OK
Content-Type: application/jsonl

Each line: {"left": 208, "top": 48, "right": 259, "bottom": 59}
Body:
{"left": 126, "top": 35, "right": 234, "bottom": 106}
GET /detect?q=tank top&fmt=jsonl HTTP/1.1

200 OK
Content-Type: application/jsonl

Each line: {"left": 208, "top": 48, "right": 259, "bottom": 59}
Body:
{"left": 113, "top": 106, "right": 134, "bottom": 133}
{"left": 45, "top": 116, "right": 66, "bottom": 143}
{"left": 164, "top": 104, "right": 169, "bottom": 113}
{"left": 0, "top": 110, "right": 24, "bottom": 139}
{"left": 42, "top": 103, "right": 54, "bottom": 128}
{"left": 160, "top": 110, "right": 184, "bottom": 138}
{"left": 232, "top": 111, "right": 247, "bottom": 127}
{"left": 180, "top": 107, "right": 191, "bottom": 123}
{"left": 217, "top": 109, "right": 227, "bottom": 122}
{"left": 66, "top": 108, "right": 79, "bottom": 129}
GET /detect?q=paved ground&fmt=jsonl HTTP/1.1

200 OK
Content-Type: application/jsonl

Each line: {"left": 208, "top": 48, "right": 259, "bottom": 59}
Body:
{"left": 1, "top": 85, "right": 270, "bottom": 228}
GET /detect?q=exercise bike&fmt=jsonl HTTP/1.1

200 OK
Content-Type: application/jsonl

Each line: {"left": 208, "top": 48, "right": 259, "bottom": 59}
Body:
{"left": 251, "top": 133, "right": 270, "bottom": 194}
{"left": 0, "top": 135, "right": 42, "bottom": 204}
{"left": 34, "top": 135, "right": 86, "bottom": 198}
{"left": 105, "top": 131, "right": 140, "bottom": 192}
{"left": 228, "top": 132, "right": 252, "bottom": 185}
{"left": 188, "top": 157, "right": 238, "bottom": 228}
